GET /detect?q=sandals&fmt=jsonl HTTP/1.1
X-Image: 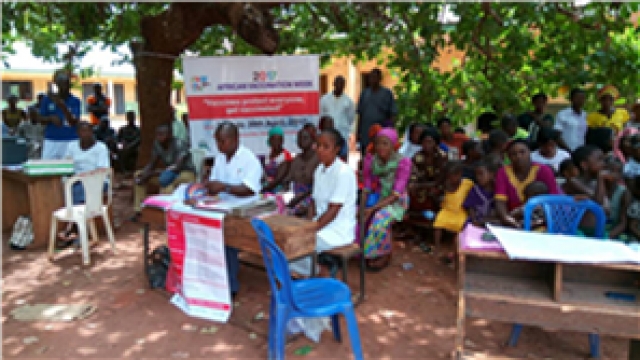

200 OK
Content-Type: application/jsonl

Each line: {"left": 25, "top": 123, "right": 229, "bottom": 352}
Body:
{"left": 365, "top": 255, "right": 392, "bottom": 272}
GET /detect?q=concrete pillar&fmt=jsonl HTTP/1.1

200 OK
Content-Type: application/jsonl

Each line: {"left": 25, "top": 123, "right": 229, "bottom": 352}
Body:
{"left": 107, "top": 79, "right": 114, "bottom": 115}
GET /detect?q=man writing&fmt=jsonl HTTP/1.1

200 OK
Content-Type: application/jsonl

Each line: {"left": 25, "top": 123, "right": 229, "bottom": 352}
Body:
{"left": 320, "top": 76, "right": 355, "bottom": 159}
{"left": 39, "top": 70, "right": 81, "bottom": 159}
{"left": 131, "top": 125, "right": 195, "bottom": 221}
{"left": 205, "top": 122, "right": 263, "bottom": 298}
{"left": 356, "top": 68, "right": 398, "bottom": 159}
{"left": 86, "top": 83, "right": 111, "bottom": 126}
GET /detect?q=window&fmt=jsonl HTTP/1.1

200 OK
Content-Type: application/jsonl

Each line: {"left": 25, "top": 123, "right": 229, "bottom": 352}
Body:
{"left": 114, "top": 84, "right": 125, "bottom": 115}
{"left": 2, "top": 81, "right": 33, "bottom": 100}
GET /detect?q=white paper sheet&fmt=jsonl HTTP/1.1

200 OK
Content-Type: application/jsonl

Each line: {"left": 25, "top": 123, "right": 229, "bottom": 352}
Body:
{"left": 486, "top": 224, "right": 640, "bottom": 264}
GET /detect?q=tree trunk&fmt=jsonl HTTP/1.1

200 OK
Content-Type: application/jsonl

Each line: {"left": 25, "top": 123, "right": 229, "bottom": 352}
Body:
{"left": 131, "top": 3, "right": 280, "bottom": 169}
{"left": 132, "top": 43, "right": 176, "bottom": 169}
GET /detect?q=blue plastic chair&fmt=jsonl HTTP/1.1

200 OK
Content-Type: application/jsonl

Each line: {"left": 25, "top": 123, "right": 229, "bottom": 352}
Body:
{"left": 507, "top": 195, "right": 605, "bottom": 358}
{"left": 251, "top": 218, "right": 364, "bottom": 360}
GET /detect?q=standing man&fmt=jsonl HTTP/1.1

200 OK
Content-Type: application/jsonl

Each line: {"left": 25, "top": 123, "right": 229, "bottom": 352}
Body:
{"left": 86, "top": 83, "right": 111, "bottom": 126}
{"left": 517, "top": 93, "right": 554, "bottom": 147}
{"left": 39, "top": 70, "right": 81, "bottom": 160}
{"left": 554, "top": 88, "right": 588, "bottom": 152}
{"left": 320, "top": 76, "right": 355, "bottom": 158}
{"left": 172, "top": 108, "right": 189, "bottom": 144}
{"left": 117, "top": 111, "right": 141, "bottom": 173}
{"left": 356, "top": 68, "right": 398, "bottom": 158}
{"left": 205, "top": 122, "right": 263, "bottom": 298}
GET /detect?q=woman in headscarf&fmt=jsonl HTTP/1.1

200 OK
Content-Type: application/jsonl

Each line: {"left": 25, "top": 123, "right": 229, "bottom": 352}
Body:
{"left": 361, "top": 128, "right": 412, "bottom": 271}
{"left": 587, "top": 85, "right": 630, "bottom": 134}
{"left": 263, "top": 126, "right": 292, "bottom": 188}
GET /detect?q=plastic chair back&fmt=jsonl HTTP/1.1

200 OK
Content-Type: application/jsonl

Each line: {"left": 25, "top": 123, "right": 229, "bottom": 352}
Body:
{"left": 191, "top": 149, "right": 207, "bottom": 181}
{"left": 63, "top": 168, "right": 112, "bottom": 219}
{"left": 523, "top": 195, "right": 606, "bottom": 237}
{"left": 251, "top": 218, "right": 297, "bottom": 307}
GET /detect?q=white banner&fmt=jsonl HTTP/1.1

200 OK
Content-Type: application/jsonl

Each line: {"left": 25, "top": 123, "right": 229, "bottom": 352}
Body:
{"left": 166, "top": 204, "right": 231, "bottom": 322}
{"left": 183, "top": 55, "right": 320, "bottom": 156}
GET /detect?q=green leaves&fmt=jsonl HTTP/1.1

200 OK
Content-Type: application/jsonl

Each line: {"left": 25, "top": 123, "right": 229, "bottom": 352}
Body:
{"left": 3, "top": 2, "right": 638, "bottom": 128}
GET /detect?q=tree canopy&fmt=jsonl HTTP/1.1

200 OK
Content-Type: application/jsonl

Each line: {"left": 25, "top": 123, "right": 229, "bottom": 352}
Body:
{"left": 3, "top": 2, "right": 639, "bottom": 133}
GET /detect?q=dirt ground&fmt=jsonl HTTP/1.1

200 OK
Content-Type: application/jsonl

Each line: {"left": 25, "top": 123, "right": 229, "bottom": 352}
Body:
{"left": 2, "top": 180, "right": 632, "bottom": 359}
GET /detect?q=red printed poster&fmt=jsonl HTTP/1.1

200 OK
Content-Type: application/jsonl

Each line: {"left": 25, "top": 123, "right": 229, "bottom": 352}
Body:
{"left": 166, "top": 204, "right": 231, "bottom": 322}
{"left": 183, "top": 55, "right": 320, "bottom": 157}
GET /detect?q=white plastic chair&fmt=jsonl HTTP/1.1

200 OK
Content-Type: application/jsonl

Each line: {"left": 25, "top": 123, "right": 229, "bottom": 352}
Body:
{"left": 191, "top": 148, "right": 207, "bottom": 182}
{"left": 48, "top": 168, "right": 116, "bottom": 265}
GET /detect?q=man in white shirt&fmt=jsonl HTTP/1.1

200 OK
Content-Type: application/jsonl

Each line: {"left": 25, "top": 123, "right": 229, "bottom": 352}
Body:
{"left": 205, "top": 122, "right": 263, "bottom": 297}
{"left": 320, "top": 76, "right": 355, "bottom": 156}
{"left": 554, "top": 88, "right": 587, "bottom": 152}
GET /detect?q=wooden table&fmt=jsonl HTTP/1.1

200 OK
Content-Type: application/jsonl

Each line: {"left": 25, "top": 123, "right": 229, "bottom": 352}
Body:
{"left": 140, "top": 206, "right": 318, "bottom": 282}
{"left": 455, "top": 237, "right": 640, "bottom": 359}
{"left": 2, "top": 169, "right": 64, "bottom": 248}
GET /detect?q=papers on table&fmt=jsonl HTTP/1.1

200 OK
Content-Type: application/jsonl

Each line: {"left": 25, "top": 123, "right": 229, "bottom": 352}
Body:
{"left": 486, "top": 224, "right": 640, "bottom": 264}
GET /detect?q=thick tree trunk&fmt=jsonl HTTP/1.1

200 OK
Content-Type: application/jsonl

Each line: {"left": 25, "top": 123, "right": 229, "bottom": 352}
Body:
{"left": 132, "top": 44, "right": 176, "bottom": 168}
{"left": 131, "top": 3, "right": 279, "bottom": 168}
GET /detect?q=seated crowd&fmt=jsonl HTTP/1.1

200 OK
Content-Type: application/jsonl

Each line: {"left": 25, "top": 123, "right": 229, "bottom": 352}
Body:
{"left": 254, "top": 85, "right": 640, "bottom": 274}
{"left": 12, "top": 72, "right": 639, "bottom": 280}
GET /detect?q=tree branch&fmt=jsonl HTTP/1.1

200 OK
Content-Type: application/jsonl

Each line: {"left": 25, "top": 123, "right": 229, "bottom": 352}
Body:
{"left": 554, "top": 3, "right": 601, "bottom": 30}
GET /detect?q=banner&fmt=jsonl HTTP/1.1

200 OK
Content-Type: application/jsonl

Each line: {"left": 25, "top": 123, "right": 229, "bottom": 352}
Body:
{"left": 183, "top": 55, "right": 320, "bottom": 156}
{"left": 166, "top": 204, "right": 231, "bottom": 322}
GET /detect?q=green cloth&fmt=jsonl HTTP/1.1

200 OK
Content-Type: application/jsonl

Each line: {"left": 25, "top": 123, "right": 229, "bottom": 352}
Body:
{"left": 371, "top": 152, "right": 407, "bottom": 221}
{"left": 268, "top": 126, "right": 284, "bottom": 138}
{"left": 512, "top": 127, "right": 530, "bottom": 140}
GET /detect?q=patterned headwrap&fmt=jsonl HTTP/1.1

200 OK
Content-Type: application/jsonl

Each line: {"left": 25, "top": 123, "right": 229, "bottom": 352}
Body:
{"left": 598, "top": 85, "right": 620, "bottom": 100}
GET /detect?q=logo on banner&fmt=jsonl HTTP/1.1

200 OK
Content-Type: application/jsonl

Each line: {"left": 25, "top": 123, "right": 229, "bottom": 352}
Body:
{"left": 253, "top": 70, "right": 277, "bottom": 82}
{"left": 191, "top": 76, "right": 211, "bottom": 91}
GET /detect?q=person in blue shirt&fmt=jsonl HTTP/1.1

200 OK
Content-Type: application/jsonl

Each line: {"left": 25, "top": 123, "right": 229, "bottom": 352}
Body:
{"left": 39, "top": 70, "right": 81, "bottom": 159}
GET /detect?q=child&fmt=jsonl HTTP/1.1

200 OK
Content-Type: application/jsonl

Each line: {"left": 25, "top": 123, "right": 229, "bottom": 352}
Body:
{"left": 558, "top": 158, "right": 580, "bottom": 194}
{"left": 263, "top": 126, "right": 293, "bottom": 188}
{"left": 509, "top": 181, "right": 549, "bottom": 229}
{"left": 569, "top": 145, "right": 611, "bottom": 207}
{"left": 625, "top": 175, "right": 640, "bottom": 241}
{"left": 483, "top": 129, "right": 509, "bottom": 166}
{"left": 624, "top": 139, "right": 640, "bottom": 177}
{"left": 605, "top": 156, "right": 630, "bottom": 240}
{"left": 461, "top": 140, "right": 483, "bottom": 181}
{"left": 263, "top": 128, "right": 320, "bottom": 217}
{"left": 432, "top": 161, "right": 474, "bottom": 248}
{"left": 463, "top": 159, "right": 500, "bottom": 227}
{"left": 319, "top": 115, "right": 348, "bottom": 161}
{"left": 409, "top": 128, "right": 447, "bottom": 213}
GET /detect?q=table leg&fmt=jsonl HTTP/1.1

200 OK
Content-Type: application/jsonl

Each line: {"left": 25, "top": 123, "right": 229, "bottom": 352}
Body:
{"left": 143, "top": 223, "right": 150, "bottom": 287}
{"left": 629, "top": 340, "right": 640, "bottom": 360}
{"left": 454, "top": 240, "right": 466, "bottom": 358}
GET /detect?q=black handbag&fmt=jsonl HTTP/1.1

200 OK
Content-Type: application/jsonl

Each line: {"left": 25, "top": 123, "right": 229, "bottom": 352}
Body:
{"left": 147, "top": 245, "right": 171, "bottom": 289}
